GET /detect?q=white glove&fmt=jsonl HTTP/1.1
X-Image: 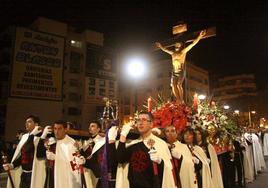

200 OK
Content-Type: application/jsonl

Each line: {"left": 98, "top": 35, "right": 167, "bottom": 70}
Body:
{"left": 207, "top": 158, "right": 211, "bottom": 164}
{"left": 76, "top": 156, "right": 86, "bottom": 165}
{"left": 151, "top": 127, "right": 161, "bottom": 136}
{"left": 2, "top": 163, "right": 14, "bottom": 171}
{"left": 74, "top": 141, "right": 83, "bottom": 150}
{"left": 108, "top": 126, "right": 118, "bottom": 141}
{"left": 192, "top": 156, "right": 200, "bottom": 164}
{"left": 46, "top": 151, "right": 55, "bottom": 160}
{"left": 41, "top": 126, "right": 52, "bottom": 139}
{"left": 148, "top": 149, "right": 162, "bottom": 164}
{"left": 30, "top": 126, "right": 42, "bottom": 136}
{"left": 120, "top": 122, "right": 133, "bottom": 137}
{"left": 171, "top": 149, "right": 182, "bottom": 159}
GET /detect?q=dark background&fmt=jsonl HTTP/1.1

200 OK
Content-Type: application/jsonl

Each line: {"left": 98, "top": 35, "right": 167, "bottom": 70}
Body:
{"left": 1, "top": 0, "right": 268, "bottom": 88}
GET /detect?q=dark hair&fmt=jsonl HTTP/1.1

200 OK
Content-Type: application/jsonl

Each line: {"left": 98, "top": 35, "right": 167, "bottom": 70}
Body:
{"left": 89, "top": 120, "right": 102, "bottom": 129}
{"left": 195, "top": 127, "right": 208, "bottom": 147}
{"left": 54, "top": 120, "right": 67, "bottom": 128}
{"left": 26, "top": 115, "right": 40, "bottom": 124}
{"left": 139, "top": 111, "right": 154, "bottom": 122}
{"left": 181, "top": 127, "right": 197, "bottom": 145}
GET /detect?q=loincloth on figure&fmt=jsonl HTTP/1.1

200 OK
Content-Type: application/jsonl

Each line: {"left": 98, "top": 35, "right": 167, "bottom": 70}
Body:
{"left": 171, "top": 71, "right": 184, "bottom": 86}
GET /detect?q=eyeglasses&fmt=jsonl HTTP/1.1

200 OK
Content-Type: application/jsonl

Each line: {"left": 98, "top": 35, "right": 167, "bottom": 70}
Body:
{"left": 136, "top": 118, "right": 152, "bottom": 123}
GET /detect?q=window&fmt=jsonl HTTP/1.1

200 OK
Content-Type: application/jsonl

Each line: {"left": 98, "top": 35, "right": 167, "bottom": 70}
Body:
{"left": 68, "top": 107, "right": 81, "bottom": 115}
{"left": 109, "top": 81, "right": 114, "bottom": 88}
{"left": 69, "top": 79, "right": 79, "bottom": 87}
{"left": 99, "top": 88, "right": 106, "bottom": 96}
{"left": 99, "top": 80, "right": 106, "bottom": 87}
{"left": 70, "top": 40, "right": 82, "bottom": 48}
{"left": 69, "top": 52, "right": 81, "bottom": 73}
{"left": 88, "top": 78, "right": 95, "bottom": 86}
{"left": 88, "top": 87, "right": 95, "bottom": 95}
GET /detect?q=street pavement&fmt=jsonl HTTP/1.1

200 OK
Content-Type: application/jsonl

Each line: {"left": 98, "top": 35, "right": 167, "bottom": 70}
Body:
{"left": 246, "top": 157, "right": 268, "bottom": 188}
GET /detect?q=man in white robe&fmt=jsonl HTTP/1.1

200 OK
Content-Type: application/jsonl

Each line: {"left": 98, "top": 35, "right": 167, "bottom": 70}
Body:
{"left": 46, "top": 120, "right": 82, "bottom": 188}
{"left": 240, "top": 136, "right": 254, "bottom": 183}
{"left": 3, "top": 115, "right": 46, "bottom": 188}
{"left": 72, "top": 121, "right": 118, "bottom": 188}
{"left": 114, "top": 112, "right": 176, "bottom": 188}
{"left": 262, "top": 131, "right": 268, "bottom": 156}
{"left": 244, "top": 130, "right": 266, "bottom": 175}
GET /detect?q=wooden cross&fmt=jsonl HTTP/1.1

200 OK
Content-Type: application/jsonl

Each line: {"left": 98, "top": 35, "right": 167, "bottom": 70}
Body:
{"left": 154, "top": 24, "right": 216, "bottom": 50}
{"left": 153, "top": 23, "right": 216, "bottom": 104}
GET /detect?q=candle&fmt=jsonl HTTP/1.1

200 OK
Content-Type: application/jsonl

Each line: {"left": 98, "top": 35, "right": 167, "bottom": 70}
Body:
{"left": 148, "top": 97, "right": 152, "bottom": 112}
{"left": 193, "top": 93, "right": 198, "bottom": 111}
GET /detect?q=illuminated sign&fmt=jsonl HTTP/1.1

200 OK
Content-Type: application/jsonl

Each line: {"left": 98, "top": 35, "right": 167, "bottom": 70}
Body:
{"left": 10, "top": 27, "right": 64, "bottom": 100}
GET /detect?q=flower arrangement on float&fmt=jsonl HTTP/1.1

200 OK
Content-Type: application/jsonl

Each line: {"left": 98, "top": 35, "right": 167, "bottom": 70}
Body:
{"left": 145, "top": 95, "right": 191, "bottom": 134}
{"left": 145, "top": 93, "right": 239, "bottom": 154}
{"left": 190, "top": 94, "right": 240, "bottom": 154}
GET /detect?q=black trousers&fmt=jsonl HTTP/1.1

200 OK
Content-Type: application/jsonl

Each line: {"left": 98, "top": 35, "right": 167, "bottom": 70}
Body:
{"left": 19, "top": 172, "right": 32, "bottom": 188}
{"left": 234, "top": 153, "right": 244, "bottom": 186}
{"left": 96, "top": 179, "right": 116, "bottom": 188}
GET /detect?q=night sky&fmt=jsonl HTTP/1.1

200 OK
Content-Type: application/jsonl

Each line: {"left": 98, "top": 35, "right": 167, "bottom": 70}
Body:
{"left": 1, "top": 0, "right": 268, "bottom": 88}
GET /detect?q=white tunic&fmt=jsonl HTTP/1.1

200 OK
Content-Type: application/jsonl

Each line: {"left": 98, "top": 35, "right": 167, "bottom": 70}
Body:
{"left": 54, "top": 135, "right": 81, "bottom": 188}
{"left": 7, "top": 133, "right": 46, "bottom": 188}
{"left": 83, "top": 135, "right": 105, "bottom": 188}
{"left": 193, "top": 146, "right": 214, "bottom": 188}
{"left": 263, "top": 133, "right": 268, "bottom": 156}
{"left": 245, "top": 133, "right": 266, "bottom": 174}
{"left": 173, "top": 141, "right": 198, "bottom": 188}
{"left": 115, "top": 134, "right": 176, "bottom": 188}
{"left": 241, "top": 138, "right": 254, "bottom": 183}
{"left": 207, "top": 144, "right": 224, "bottom": 188}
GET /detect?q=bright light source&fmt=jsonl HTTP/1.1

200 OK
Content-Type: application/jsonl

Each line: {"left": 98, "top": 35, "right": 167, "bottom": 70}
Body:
{"left": 71, "top": 40, "right": 75, "bottom": 44}
{"left": 260, "top": 124, "right": 264, "bottom": 128}
{"left": 251, "top": 111, "right": 256, "bottom": 114}
{"left": 234, "top": 110, "right": 239, "bottom": 114}
{"left": 223, "top": 105, "right": 230, "bottom": 110}
{"left": 198, "top": 94, "right": 206, "bottom": 100}
{"left": 126, "top": 56, "right": 146, "bottom": 79}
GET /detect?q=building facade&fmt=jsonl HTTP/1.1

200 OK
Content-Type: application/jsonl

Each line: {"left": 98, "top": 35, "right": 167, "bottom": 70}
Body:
{"left": 212, "top": 74, "right": 259, "bottom": 126}
{"left": 0, "top": 17, "right": 118, "bottom": 140}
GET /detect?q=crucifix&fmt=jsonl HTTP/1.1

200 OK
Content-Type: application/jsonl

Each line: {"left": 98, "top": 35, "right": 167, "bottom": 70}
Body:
{"left": 155, "top": 23, "right": 216, "bottom": 104}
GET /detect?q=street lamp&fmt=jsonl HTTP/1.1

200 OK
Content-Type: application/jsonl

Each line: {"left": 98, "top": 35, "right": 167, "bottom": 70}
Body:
{"left": 198, "top": 94, "right": 206, "bottom": 100}
{"left": 223, "top": 105, "right": 230, "bottom": 110}
{"left": 126, "top": 57, "right": 146, "bottom": 79}
{"left": 125, "top": 55, "right": 148, "bottom": 112}
{"left": 234, "top": 110, "right": 239, "bottom": 115}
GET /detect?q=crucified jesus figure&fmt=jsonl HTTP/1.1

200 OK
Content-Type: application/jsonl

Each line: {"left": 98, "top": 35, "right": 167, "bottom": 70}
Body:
{"left": 155, "top": 30, "right": 206, "bottom": 104}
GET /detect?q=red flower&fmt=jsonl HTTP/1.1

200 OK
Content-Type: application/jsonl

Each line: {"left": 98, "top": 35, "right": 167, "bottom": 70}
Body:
{"left": 152, "top": 102, "right": 191, "bottom": 132}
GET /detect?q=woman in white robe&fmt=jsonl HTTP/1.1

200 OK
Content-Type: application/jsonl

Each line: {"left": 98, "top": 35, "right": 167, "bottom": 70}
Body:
{"left": 181, "top": 127, "right": 214, "bottom": 188}
{"left": 195, "top": 127, "right": 224, "bottom": 188}
{"left": 164, "top": 125, "right": 198, "bottom": 188}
